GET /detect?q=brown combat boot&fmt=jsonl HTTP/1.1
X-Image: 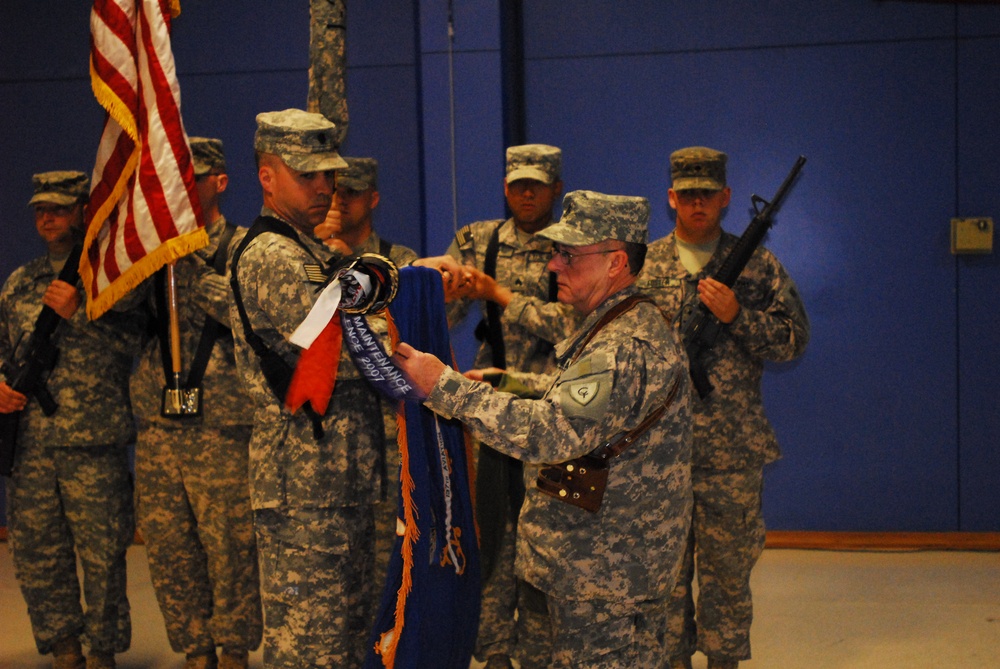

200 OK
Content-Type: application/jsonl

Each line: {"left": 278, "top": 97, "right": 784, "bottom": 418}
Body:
{"left": 706, "top": 658, "right": 739, "bottom": 669}
{"left": 669, "top": 654, "right": 693, "bottom": 669}
{"left": 184, "top": 650, "right": 218, "bottom": 669}
{"left": 84, "top": 651, "right": 115, "bottom": 669}
{"left": 218, "top": 648, "right": 249, "bottom": 669}
{"left": 51, "top": 637, "right": 85, "bottom": 669}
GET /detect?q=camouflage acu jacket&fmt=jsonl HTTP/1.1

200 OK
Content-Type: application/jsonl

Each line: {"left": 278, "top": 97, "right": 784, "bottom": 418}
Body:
{"left": 354, "top": 229, "right": 418, "bottom": 269}
{"left": 0, "top": 254, "right": 145, "bottom": 449}
{"left": 131, "top": 216, "right": 254, "bottom": 428}
{"left": 425, "top": 286, "right": 693, "bottom": 603}
{"left": 638, "top": 231, "right": 810, "bottom": 469}
{"left": 446, "top": 218, "right": 580, "bottom": 374}
{"left": 230, "top": 210, "right": 383, "bottom": 510}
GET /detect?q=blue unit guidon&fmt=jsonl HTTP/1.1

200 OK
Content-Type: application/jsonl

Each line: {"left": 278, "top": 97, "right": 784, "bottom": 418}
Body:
{"left": 362, "top": 266, "right": 480, "bottom": 669}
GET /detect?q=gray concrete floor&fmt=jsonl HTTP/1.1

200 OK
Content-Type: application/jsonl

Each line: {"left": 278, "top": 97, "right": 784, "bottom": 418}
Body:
{"left": 1, "top": 544, "right": 998, "bottom": 668}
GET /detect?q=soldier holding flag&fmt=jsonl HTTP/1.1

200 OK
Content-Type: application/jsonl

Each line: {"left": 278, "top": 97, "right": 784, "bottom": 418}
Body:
{"left": 130, "top": 138, "right": 263, "bottom": 669}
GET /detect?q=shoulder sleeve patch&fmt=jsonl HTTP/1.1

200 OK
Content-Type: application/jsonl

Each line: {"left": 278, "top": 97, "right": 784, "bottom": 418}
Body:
{"left": 554, "top": 351, "right": 614, "bottom": 422}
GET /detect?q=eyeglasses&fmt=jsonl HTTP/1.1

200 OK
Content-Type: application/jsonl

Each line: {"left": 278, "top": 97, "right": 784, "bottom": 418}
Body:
{"left": 550, "top": 245, "right": 620, "bottom": 266}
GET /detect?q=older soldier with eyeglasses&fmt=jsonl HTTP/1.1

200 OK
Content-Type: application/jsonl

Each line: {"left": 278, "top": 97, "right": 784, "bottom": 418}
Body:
{"left": 394, "top": 190, "right": 693, "bottom": 669}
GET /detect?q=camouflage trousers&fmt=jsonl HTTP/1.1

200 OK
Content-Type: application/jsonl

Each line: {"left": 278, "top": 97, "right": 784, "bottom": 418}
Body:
{"left": 547, "top": 596, "right": 670, "bottom": 669}
{"left": 6, "top": 441, "right": 133, "bottom": 656}
{"left": 254, "top": 505, "right": 375, "bottom": 668}
{"left": 666, "top": 466, "right": 765, "bottom": 662}
{"left": 134, "top": 423, "right": 263, "bottom": 656}
{"left": 476, "top": 513, "right": 552, "bottom": 668}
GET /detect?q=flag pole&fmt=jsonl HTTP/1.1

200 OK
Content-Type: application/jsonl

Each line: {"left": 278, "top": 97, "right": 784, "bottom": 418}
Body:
{"left": 161, "top": 262, "right": 200, "bottom": 416}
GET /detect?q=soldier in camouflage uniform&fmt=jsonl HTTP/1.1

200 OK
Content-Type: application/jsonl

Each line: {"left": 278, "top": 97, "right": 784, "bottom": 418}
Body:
{"left": 0, "top": 172, "right": 145, "bottom": 669}
{"left": 395, "top": 189, "right": 693, "bottom": 669}
{"left": 314, "top": 156, "right": 417, "bottom": 581}
{"left": 314, "top": 156, "right": 419, "bottom": 267}
{"left": 431, "top": 145, "right": 579, "bottom": 668}
{"left": 130, "top": 138, "right": 262, "bottom": 669}
{"left": 637, "top": 148, "right": 810, "bottom": 669}
{"left": 230, "top": 109, "right": 384, "bottom": 668}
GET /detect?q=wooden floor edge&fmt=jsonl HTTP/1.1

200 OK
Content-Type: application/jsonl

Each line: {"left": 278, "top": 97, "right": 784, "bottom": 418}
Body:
{"left": 765, "top": 531, "right": 1000, "bottom": 551}
{"left": 1, "top": 527, "right": 998, "bottom": 551}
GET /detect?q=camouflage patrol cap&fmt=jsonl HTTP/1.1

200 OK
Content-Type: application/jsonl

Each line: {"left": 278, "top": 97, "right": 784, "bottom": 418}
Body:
{"left": 189, "top": 136, "right": 226, "bottom": 175}
{"left": 539, "top": 190, "right": 649, "bottom": 246}
{"left": 506, "top": 144, "right": 561, "bottom": 185}
{"left": 337, "top": 157, "right": 378, "bottom": 191}
{"left": 254, "top": 108, "right": 348, "bottom": 172}
{"left": 670, "top": 146, "right": 727, "bottom": 191}
{"left": 27, "top": 171, "right": 90, "bottom": 207}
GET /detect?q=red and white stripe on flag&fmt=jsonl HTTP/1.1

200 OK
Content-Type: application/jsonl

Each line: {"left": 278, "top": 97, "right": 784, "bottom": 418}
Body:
{"left": 82, "top": 0, "right": 208, "bottom": 320}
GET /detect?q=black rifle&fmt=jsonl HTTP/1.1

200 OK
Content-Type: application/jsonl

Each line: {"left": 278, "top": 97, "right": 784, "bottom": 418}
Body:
{"left": 679, "top": 156, "right": 806, "bottom": 399}
{"left": 0, "top": 244, "right": 82, "bottom": 476}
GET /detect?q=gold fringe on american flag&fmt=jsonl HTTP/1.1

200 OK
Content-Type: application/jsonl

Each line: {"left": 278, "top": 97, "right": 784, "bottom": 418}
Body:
{"left": 83, "top": 0, "right": 208, "bottom": 319}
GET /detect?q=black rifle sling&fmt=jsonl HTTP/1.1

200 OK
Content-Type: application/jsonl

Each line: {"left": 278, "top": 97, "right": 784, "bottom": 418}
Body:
{"left": 153, "top": 267, "right": 172, "bottom": 380}
{"left": 482, "top": 222, "right": 506, "bottom": 369}
{"left": 377, "top": 236, "right": 393, "bottom": 259}
{"left": 184, "top": 221, "right": 237, "bottom": 390}
{"left": 475, "top": 222, "right": 522, "bottom": 583}
{"left": 230, "top": 216, "right": 325, "bottom": 439}
{"left": 155, "top": 222, "right": 237, "bottom": 388}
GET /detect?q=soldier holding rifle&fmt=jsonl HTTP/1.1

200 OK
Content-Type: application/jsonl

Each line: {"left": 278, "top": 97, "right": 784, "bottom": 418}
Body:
{"left": 639, "top": 147, "right": 810, "bottom": 669}
{"left": 0, "top": 171, "right": 146, "bottom": 669}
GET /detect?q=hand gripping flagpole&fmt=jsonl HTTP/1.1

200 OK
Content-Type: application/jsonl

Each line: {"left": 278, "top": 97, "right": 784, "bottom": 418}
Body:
{"left": 161, "top": 262, "right": 202, "bottom": 416}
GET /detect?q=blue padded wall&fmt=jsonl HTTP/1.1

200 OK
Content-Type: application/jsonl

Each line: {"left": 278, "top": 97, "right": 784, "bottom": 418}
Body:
{"left": 2, "top": 0, "right": 999, "bottom": 532}
{"left": 956, "top": 32, "right": 1000, "bottom": 531}
{"left": 520, "top": 0, "right": 1000, "bottom": 530}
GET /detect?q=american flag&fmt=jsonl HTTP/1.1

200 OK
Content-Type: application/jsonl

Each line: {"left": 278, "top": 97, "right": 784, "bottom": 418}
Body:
{"left": 82, "top": 0, "right": 207, "bottom": 319}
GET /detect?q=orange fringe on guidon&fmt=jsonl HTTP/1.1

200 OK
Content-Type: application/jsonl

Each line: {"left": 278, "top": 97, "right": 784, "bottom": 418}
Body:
{"left": 375, "top": 310, "right": 420, "bottom": 668}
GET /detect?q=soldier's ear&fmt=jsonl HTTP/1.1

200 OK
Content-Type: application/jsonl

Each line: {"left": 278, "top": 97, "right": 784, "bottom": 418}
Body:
{"left": 216, "top": 173, "right": 229, "bottom": 194}
{"left": 608, "top": 247, "right": 629, "bottom": 278}
{"left": 258, "top": 164, "right": 274, "bottom": 194}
